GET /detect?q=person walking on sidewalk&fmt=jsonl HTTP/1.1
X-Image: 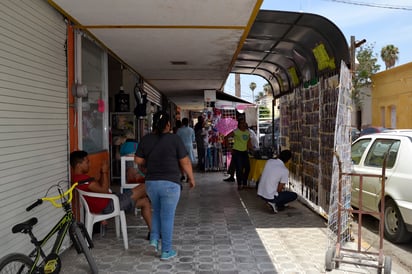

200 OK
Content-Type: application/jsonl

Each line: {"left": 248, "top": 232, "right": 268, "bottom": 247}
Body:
{"left": 172, "top": 119, "right": 182, "bottom": 134}
{"left": 176, "top": 117, "right": 195, "bottom": 181}
{"left": 223, "top": 159, "right": 236, "bottom": 182}
{"left": 223, "top": 134, "right": 235, "bottom": 182}
{"left": 194, "top": 115, "right": 206, "bottom": 171}
{"left": 135, "top": 110, "right": 195, "bottom": 261}
{"left": 226, "top": 119, "right": 252, "bottom": 190}
{"left": 257, "top": 149, "right": 297, "bottom": 213}
{"left": 222, "top": 123, "right": 257, "bottom": 183}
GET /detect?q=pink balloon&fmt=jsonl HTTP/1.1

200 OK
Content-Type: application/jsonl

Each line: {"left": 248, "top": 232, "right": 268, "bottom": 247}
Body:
{"left": 215, "top": 118, "right": 238, "bottom": 136}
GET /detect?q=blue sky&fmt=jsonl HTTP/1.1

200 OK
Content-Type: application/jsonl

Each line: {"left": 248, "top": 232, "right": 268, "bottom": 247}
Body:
{"left": 224, "top": 0, "right": 412, "bottom": 101}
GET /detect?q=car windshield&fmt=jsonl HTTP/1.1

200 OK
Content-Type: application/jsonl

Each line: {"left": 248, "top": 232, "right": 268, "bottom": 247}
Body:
{"left": 351, "top": 138, "right": 371, "bottom": 164}
{"left": 258, "top": 122, "right": 270, "bottom": 134}
{"left": 259, "top": 127, "right": 267, "bottom": 134}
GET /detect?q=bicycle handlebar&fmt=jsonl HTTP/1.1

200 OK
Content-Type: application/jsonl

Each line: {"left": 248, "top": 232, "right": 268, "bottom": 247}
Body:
{"left": 26, "top": 199, "right": 43, "bottom": 211}
{"left": 26, "top": 183, "right": 78, "bottom": 211}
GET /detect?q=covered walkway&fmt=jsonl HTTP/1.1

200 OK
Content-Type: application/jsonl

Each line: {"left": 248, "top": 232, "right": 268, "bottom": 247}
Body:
{"left": 60, "top": 171, "right": 405, "bottom": 273}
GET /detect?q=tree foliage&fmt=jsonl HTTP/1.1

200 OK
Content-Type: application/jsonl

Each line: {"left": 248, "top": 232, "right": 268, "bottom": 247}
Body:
{"left": 263, "top": 83, "right": 272, "bottom": 95}
{"left": 352, "top": 43, "right": 380, "bottom": 109}
{"left": 249, "top": 82, "right": 257, "bottom": 102}
{"left": 381, "top": 44, "right": 399, "bottom": 70}
{"left": 249, "top": 82, "right": 257, "bottom": 91}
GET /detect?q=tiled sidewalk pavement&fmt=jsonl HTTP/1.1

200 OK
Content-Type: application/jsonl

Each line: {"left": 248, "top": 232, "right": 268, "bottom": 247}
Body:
{"left": 60, "top": 171, "right": 408, "bottom": 273}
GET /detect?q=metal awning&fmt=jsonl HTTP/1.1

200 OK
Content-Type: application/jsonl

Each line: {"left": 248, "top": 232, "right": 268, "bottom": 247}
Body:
{"left": 49, "top": 1, "right": 349, "bottom": 109}
{"left": 233, "top": 10, "right": 350, "bottom": 98}
{"left": 216, "top": 92, "right": 251, "bottom": 104}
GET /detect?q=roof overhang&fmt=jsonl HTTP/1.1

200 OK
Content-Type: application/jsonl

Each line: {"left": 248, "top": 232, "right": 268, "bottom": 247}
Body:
{"left": 216, "top": 92, "right": 251, "bottom": 104}
{"left": 48, "top": 1, "right": 349, "bottom": 109}
{"left": 233, "top": 10, "right": 350, "bottom": 98}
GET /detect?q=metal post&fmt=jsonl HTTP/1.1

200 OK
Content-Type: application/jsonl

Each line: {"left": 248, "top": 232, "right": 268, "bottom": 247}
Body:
{"left": 350, "top": 35, "right": 366, "bottom": 130}
{"left": 350, "top": 36, "right": 355, "bottom": 72}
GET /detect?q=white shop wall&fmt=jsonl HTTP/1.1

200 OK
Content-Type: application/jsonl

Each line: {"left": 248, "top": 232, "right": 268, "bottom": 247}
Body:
{"left": 0, "top": 0, "right": 69, "bottom": 257}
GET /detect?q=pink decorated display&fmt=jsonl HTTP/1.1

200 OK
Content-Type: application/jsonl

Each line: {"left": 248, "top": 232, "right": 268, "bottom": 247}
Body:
{"left": 215, "top": 118, "right": 238, "bottom": 136}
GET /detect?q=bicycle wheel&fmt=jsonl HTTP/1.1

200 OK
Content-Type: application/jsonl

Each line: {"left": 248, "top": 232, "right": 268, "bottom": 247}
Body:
{"left": 77, "top": 222, "right": 94, "bottom": 249}
{"left": 0, "top": 253, "right": 34, "bottom": 274}
{"left": 71, "top": 223, "right": 98, "bottom": 274}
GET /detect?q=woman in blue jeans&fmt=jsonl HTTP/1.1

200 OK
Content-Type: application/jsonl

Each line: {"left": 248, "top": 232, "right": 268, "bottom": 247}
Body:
{"left": 135, "top": 111, "right": 195, "bottom": 260}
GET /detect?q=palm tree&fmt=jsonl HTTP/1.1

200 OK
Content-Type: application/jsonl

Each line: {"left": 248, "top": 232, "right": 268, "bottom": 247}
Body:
{"left": 249, "top": 82, "right": 257, "bottom": 102}
{"left": 381, "top": 45, "right": 399, "bottom": 70}
{"left": 263, "top": 83, "right": 271, "bottom": 95}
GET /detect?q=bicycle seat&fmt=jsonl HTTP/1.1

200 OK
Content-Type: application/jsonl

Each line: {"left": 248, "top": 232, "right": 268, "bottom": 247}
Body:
{"left": 12, "top": 217, "right": 38, "bottom": 234}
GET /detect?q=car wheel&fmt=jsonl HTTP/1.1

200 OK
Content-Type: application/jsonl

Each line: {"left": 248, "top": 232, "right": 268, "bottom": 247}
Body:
{"left": 384, "top": 199, "right": 412, "bottom": 243}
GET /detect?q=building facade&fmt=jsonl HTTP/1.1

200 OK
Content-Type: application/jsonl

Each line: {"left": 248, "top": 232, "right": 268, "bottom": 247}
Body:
{"left": 0, "top": 0, "right": 164, "bottom": 257}
{"left": 371, "top": 62, "right": 412, "bottom": 129}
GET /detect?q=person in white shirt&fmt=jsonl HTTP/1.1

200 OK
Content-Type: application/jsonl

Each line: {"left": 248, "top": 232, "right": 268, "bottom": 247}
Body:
{"left": 247, "top": 124, "right": 259, "bottom": 150}
{"left": 257, "top": 149, "right": 297, "bottom": 213}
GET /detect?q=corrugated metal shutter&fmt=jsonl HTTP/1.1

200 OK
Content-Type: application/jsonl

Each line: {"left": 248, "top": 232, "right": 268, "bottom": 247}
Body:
{"left": 143, "top": 81, "right": 162, "bottom": 106}
{"left": 0, "top": 0, "right": 68, "bottom": 257}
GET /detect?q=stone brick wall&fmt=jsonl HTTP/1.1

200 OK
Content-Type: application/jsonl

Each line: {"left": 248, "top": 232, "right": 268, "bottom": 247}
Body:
{"left": 279, "top": 76, "right": 338, "bottom": 212}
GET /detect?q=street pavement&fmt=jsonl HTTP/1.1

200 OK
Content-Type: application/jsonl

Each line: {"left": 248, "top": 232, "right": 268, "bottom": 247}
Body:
{"left": 60, "top": 171, "right": 410, "bottom": 273}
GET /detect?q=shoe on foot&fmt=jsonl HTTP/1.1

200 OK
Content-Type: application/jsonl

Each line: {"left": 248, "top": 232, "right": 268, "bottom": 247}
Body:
{"left": 149, "top": 239, "right": 160, "bottom": 252}
{"left": 160, "top": 250, "right": 177, "bottom": 260}
{"left": 223, "top": 177, "right": 235, "bottom": 182}
{"left": 267, "top": 202, "right": 278, "bottom": 213}
{"left": 277, "top": 204, "right": 289, "bottom": 211}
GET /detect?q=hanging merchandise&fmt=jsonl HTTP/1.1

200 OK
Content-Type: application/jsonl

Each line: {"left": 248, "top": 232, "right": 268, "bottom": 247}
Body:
{"left": 198, "top": 107, "right": 226, "bottom": 171}
{"left": 115, "top": 86, "right": 130, "bottom": 112}
{"left": 215, "top": 117, "right": 238, "bottom": 136}
{"left": 134, "top": 82, "right": 147, "bottom": 117}
{"left": 97, "top": 99, "right": 105, "bottom": 113}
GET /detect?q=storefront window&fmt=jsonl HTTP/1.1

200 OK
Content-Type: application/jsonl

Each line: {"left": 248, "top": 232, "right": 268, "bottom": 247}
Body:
{"left": 81, "top": 37, "right": 107, "bottom": 153}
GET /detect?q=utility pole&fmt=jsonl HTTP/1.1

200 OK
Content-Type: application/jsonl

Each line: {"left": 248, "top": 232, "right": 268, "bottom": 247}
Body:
{"left": 235, "top": 74, "right": 241, "bottom": 97}
{"left": 350, "top": 36, "right": 356, "bottom": 72}
{"left": 350, "top": 36, "right": 366, "bottom": 71}
{"left": 350, "top": 35, "right": 366, "bottom": 130}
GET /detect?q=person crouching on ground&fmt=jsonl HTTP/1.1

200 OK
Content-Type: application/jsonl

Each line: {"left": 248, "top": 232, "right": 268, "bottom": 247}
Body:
{"left": 70, "top": 150, "right": 152, "bottom": 236}
{"left": 257, "top": 149, "right": 297, "bottom": 213}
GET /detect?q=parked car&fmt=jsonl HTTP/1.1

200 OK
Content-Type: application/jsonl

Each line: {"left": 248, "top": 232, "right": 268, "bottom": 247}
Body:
{"left": 351, "top": 132, "right": 412, "bottom": 243}
{"left": 260, "top": 119, "right": 279, "bottom": 148}
{"left": 258, "top": 121, "right": 271, "bottom": 141}
{"left": 351, "top": 127, "right": 360, "bottom": 141}
{"left": 359, "top": 126, "right": 387, "bottom": 136}
{"left": 382, "top": 129, "right": 412, "bottom": 134}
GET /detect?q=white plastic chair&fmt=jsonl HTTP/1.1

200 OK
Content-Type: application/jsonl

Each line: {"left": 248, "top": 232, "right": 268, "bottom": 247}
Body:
{"left": 120, "top": 156, "right": 139, "bottom": 194}
{"left": 120, "top": 156, "right": 146, "bottom": 229}
{"left": 76, "top": 188, "right": 129, "bottom": 250}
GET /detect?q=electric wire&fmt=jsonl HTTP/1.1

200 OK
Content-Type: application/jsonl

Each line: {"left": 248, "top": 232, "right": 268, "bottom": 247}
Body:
{"left": 322, "top": 0, "right": 412, "bottom": 11}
